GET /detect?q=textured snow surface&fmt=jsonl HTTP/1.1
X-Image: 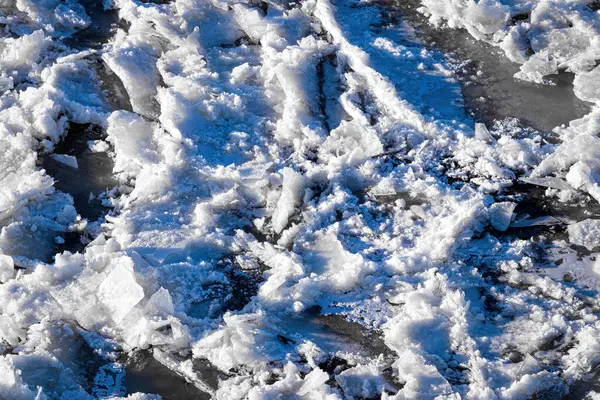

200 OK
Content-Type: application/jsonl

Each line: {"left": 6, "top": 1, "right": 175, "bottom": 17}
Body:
{"left": 0, "top": 0, "right": 599, "bottom": 398}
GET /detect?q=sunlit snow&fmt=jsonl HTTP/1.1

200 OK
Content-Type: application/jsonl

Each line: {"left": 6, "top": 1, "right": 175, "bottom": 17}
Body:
{"left": 0, "top": 0, "right": 599, "bottom": 399}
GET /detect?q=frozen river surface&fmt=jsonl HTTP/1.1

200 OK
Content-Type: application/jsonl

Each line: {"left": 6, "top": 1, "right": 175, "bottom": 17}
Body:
{"left": 1, "top": 0, "right": 600, "bottom": 399}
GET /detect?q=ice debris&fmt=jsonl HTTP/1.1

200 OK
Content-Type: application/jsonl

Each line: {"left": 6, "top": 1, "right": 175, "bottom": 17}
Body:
{"left": 96, "top": 264, "right": 145, "bottom": 323}
{"left": 568, "top": 219, "right": 600, "bottom": 251}
{"left": 0, "top": 0, "right": 599, "bottom": 398}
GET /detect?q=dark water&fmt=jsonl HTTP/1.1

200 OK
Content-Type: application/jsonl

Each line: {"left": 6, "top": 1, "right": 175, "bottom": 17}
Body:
{"left": 42, "top": 124, "right": 116, "bottom": 221}
{"left": 124, "top": 351, "right": 213, "bottom": 399}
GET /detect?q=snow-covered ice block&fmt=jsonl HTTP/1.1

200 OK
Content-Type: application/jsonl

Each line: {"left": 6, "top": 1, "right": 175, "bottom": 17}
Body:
{"left": 88, "top": 140, "right": 110, "bottom": 153}
{"left": 501, "top": 371, "right": 567, "bottom": 399}
{"left": 463, "top": 0, "right": 510, "bottom": 35}
{"left": 271, "top": 168, "right": 308, "bottom": 233}
{"left": 0, "top": 30, "right": 49, "bottom": 77}
{"left": 515, "top": 52, "right": 558, "bottom": 84}
{"left": 96, "top": 264, "right": 144, "bottom": 323}
{"left": 229, "top": 63, "right": 259, "bottom": 84}
{"left": 568, "top": 219, "right": 600, "bottom": 251}
{"left": 574, "top": 65, "right": 600, "bottom": 104}
{"left": 301, "top": 231, "right": 367, "bottom": 293}
{"left": 50, "top": 154, "right": 78, "bottom": 169}
{"left": 0, "top": 254, "right": 14, "bottom": 283}
{"left": 232, "top": 4, "right": 271, "bottom": 42}
{"left": 391, "top": 349, "right": 452, "bottom": 396}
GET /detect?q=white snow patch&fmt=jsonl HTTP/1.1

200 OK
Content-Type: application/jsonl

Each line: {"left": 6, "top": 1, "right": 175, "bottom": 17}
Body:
{"left": 50, "top": 154, "right": 78, "bottom": 169}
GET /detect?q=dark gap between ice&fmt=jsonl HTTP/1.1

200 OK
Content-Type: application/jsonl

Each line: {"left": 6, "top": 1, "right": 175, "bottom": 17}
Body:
{"left": 124, "top": 350, "right": 213, "bottom": 400}
{"left": 41, "top": 123, "right": 116, "bottom": 223}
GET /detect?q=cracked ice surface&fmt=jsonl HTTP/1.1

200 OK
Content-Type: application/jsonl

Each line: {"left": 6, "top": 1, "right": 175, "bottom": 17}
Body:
{"left": 0, "top": 0, "right": 600, "bottom": 398}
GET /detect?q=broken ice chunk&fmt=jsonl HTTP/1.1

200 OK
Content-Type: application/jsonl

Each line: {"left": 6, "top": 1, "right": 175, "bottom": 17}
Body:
{"left": 574, "top": 65, "right": 600, "bottom": 104}
{"left": 511, "top": 215, "right": 562, "bottom": 228}
{"left": 103, "top": 33, "right": 161, "bottom": 118}
{"left": 0, "top": 254, "right": 14, "bottom": 283}
{"left": 88, "top": 140, "right": 110, "bottom": 153}
{"left": 369, "top": 178, "right": 397, "bottom": 197}
{"left": 568, "top": 219, "right": 600, "bottom": 251}
{"left": 521, "top": 177, "right": 571, "bottom": 191}
{"left": 297, "top": 368, "right": 329, "bottom": 396}
{"left": 514, "top": 52, "right": 558, "bottom": 84}
{"left": 235, "top": 254, "right": 260, "bottom": 271}
{"left": 474, "top": 123, "right": 494, "bottom": 142}
{"left": 145, "top": 287, "right": 174, "bottom": 316}
{"left": 410, "top": 205, "right": 427, "bottom": 219}
{"left": 541, "top": 28, "right": 590, "bottom": 65}
{"left": 54, "top": 3, "right": 91, "bottom": 30}
{"left": 96, "top": 264, "right": 144, "bottom": 323}
{"left": 489, "top": 202, "right": 516, "bottom": 231}
{"left": 271, "top": 168, "right": 308, "bottom": 233}
{"left": 50, "top": 154, "right": 78, "bottom": 169}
